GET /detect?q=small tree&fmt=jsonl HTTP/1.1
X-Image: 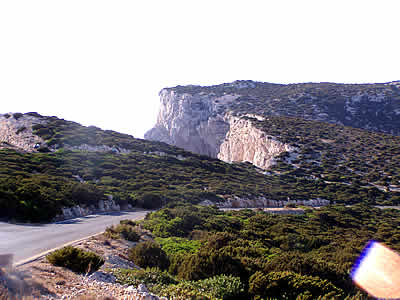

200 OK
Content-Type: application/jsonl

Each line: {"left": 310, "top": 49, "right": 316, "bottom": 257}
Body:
{"left": 47, "top": 246, "right": 104, "bottom": 273}
{"left": 139, "top": 192, "right": 163, "bottom": 209}
{"left": 128, "top": 241, "right": 169, "bottom": 270}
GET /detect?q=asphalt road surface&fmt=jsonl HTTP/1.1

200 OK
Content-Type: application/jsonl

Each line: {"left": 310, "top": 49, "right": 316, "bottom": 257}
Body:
{"left": 0, "top": 210, "right": 150, "bottom": 265}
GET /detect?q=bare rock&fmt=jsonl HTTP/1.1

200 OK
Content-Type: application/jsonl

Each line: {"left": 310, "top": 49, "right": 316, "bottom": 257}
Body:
{"left": 87, "top": 271, "right": 116, "bottom": 283}
{"left": 137, "top": 283, "right": 149, "bottom": 293}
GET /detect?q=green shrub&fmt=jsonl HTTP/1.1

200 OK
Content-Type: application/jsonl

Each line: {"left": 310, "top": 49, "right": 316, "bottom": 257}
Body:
{"left": 248, "top": 271, "right": 343, "bottom": 299}
{"left": 139, "top": 192, "right": 163, "bottom": 209}
{"left": 155, "top": 237, "right": 201, "bottom": 256}
{"left": 159, "top": 275, "right": 245, "bottom": 300}
{"left": 128, "top": 241, "right": 169, "bottom": 270}
{"left": 119, "top": 219, "right": 136, "bottom": 226}
{"left": 195, "top": 275, "right": 245, "bottom": 300}
{"left": 46, "top": 246, "right": 104, "bottom": 273}
{"left": 104, "top": 222, "right": 140, "bottom": 242}
{"left": 177, "top": 249, "right": 246, "bottom": 281}
{"left": 63, "top": 183, "right": 105, "bottom": 206}
{"left": 113, "top": 267, "right": 177, "bottom": 287}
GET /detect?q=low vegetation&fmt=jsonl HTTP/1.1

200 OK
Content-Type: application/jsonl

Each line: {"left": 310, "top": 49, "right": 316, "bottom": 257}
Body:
{"left": 253, "top": 116, "right": 400, "bottom": 191}
{"left": 113, "top": 268, "right": 245, "bottom": 300}
{"left": 46, "top": 246, "right": 104, "bottom": 274}
{"left": 104, "top": 220, "right": 140, "bottom": 242}
{"left": 116, "top": 204, "right": 400, "bottom": 299}
{"left": 128, "top": 241, "right": 169, "bottom": 270}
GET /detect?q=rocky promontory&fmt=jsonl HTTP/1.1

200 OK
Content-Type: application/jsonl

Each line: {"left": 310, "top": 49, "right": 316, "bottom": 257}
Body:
{"left": 145, "top": 80, "right": 400, "bottom": 169}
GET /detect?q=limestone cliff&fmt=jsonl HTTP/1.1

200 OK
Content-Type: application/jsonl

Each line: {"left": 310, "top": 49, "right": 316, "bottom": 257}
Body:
{"left": 145, "top": 89, "right": 238, "bottom": 157}
{"left": 0, "top": 113, "right": 45, "bottom": 152}
{"left": 145, "top": 80, "right": 400, "bottom": 170}
{"left": 218, "top": 116, "right": 297, "bottom": 169}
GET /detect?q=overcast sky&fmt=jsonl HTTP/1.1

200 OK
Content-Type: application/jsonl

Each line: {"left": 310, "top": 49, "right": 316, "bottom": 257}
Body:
{"left": 1, "top": 1, "right": 399, "bottom": 138}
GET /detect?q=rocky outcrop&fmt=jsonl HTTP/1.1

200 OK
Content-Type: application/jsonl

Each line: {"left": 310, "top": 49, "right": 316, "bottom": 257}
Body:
{"left": 54, "top": 197, "right": 133, "bottom": 221}
{"left": 145, "top": 89, "right": 238, "bottom": 157}
{"left": 65, "top": 144, "right": 131, "bottom": 154}
{"left": 218, "top": 116, "right": 297, "bottom": 169}
{"left": 144, "top": 89, "right": 295, "bottom": 169}
{"left": 146, "top": 80, "right": 400, "bottom": 168}
{"left": 0, "top": 113, "right": 45, "bottom": 152}
{"left": 200, "top": 196, "right": 329, "bottom": 208}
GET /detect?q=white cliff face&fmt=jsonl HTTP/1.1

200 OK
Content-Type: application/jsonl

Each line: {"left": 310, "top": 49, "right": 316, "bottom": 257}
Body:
{"left": 145, "top": 90, "right": 296, "bottom": 169}
{"left": 200, "top": 196, "right": 330, "bottom": 208}
{"left": 55, "top": 198, "right": 130, "bottom": 221}
{"left": 218, "top": 116, "right": 296, "bottom": 169}
{"left": 0, "top": 113, "right": 46, "bottom": 152}
{"left": 145, "top": 89, "right": 238, "bottom": 157}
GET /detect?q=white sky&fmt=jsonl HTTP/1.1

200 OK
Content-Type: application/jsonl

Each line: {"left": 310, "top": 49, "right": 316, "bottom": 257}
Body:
{"left": 0, "top": 1, "right": 399, "bottom": 138}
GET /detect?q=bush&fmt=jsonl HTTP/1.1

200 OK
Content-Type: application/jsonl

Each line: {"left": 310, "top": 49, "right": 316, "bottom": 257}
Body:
{"left": 155, "top": 237, "right": 201, "bottom": 256}
{"left": 248, "top": 271, "right": 343, "bottom": 299}
{"left": 139, "top": 192, "right": 163, "bottom": 209}
{"left": 177, "top": 249, "right": 246, "bottom": 281}
{"left": 159, "top": 275, "right": 245, "bottom": 300}
{"left": 47, "top": 246, "right": 104, "bottom": 273}
{"left": 104, "top": 222, "right": 140, "bottom": 242}
{"left": 63, "top": 183, "right": 105, "bottom": 206}
{"left": 128, "top": 241, "right": 169, "bottom": 270}
{"left": 119, "top": 219, "right": 136, "bottom": 226}
{"left": 113, "top": 267, "right": 177, "bottom": 287}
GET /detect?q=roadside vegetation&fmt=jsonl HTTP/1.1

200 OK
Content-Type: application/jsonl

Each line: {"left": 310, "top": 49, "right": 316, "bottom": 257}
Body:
{"left": 111, "top": 204, "right": 400, "bottom": 299}
{"left": 46, "top": 246, "right": 104, "bottom": 274}
{"left": 104, "top": 219, "right": 140, "bottom": 242}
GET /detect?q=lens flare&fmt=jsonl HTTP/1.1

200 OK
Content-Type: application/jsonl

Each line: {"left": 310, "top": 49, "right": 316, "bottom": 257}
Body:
{"left": 351, "top": 241, "right": 400, "bottom": 299}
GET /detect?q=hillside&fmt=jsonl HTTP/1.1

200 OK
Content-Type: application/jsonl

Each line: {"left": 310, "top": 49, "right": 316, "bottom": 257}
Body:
{"left": 145, "top": 80, "right": 400, "bottom": 157}
{"left": 145, "top": 81, "right": 400, "bottom": 205}
{"left": 244, "top": 115, "right": 400, "bottom": 190}
{"left": 1, "top": 112, "right": 398, "bottom": 222}
{"left": 134, "top": 203, "right": 400, "bottom": 298}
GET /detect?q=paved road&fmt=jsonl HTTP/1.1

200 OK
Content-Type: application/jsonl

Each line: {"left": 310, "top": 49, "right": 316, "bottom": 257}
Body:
{"left": 0, "top": 210, "right": 150, "bottom": 265}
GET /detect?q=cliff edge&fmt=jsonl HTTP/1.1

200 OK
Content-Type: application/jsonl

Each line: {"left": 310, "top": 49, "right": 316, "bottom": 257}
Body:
{"left": 145, "top": 80, "right": 400, "bottom": 169}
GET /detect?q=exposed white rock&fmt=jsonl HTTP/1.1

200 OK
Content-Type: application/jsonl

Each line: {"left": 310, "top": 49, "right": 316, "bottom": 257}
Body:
{"left": 87, "top": 271, "right": 116, "bottom": 283}
{"left": 138, "top": 284, "right": 149, "bottom": 293}
{"left": 145, "top": 89, "right": 239, "bottom": 157}
{"left": 56, "top": 199, "right": 122, "bottom": 221}
{"left": 146, "top": 91, "right": 298, "bottom": 170}
{"left": 200, "top": 196, "right": 329, "bottom": 208}
{"left": 0, "top": 113, "right": 46, "bottom": 152}
{"left": 65, "top": 144, "right": 131, "bottom": 154}
{"left": 218, "top": 116, "right": 297, "bottom": 169}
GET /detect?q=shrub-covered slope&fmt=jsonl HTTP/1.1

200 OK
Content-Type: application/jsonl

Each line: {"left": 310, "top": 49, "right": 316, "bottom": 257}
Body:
{"left": 136, "top": 203, "right": 400, "bottom": 298}
{"left": 0, "top": 112, "right": 399, "bottom": 222}
{"left": 251, "top": 116, "right": 400, "bottom": 191}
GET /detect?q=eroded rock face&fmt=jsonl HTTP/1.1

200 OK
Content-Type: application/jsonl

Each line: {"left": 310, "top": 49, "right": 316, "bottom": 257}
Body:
{"left": 218, "top": 116, "right": 297, "bottom": 169}
{"left": 56, "top": 199, "right": 123, "bottom": 221}
{"left": 146, "top": 81, "right": 400, "bottom": 166}
{"left": 200, "top": 196, "right": 330, "bottom": 208}
{"left": 145, "top": 89, "right": 295, "bottom": 170}
{"left": 145, "top": 89, "right": 238, "bottom": 157}
{"left": 0, "top": 113, "right": 45, "bottom": 152}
